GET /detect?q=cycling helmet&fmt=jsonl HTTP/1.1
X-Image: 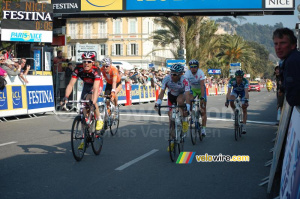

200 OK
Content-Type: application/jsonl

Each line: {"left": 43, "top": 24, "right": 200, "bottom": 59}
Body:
{"left": 189, "top": 59, "right": 199, "bottom": 67}
{"left": 101, "top": 57, "right": 112, "bottom": 66}
{"left": 81, "top": 52, "right": 95, "bottom": 60}
{"left": 235, "top": 70, "right": 244, "bottom": 77}
{"left": 170, "top": 63, "right": 184, "bottom": 73}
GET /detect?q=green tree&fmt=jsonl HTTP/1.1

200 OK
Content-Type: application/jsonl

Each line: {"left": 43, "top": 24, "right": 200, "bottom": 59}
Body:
{"left": 218, "top": 34, "right": 255, "bottom": 77}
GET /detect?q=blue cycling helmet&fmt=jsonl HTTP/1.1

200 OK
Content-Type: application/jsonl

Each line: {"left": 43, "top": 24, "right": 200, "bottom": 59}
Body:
{"left": 189, "top": 59, "right": 199, "bottom": 67}
{"left": 170, "top": 63, "right": 184, "bottom": 73}
{"left": 235, "top": 70, "right": 244, "bottom": 77}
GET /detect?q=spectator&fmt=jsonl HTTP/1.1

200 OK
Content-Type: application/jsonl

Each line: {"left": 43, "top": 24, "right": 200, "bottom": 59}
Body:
{"left": 273, "top": 28, "right": 300, "bottom": 107}
{"left": 53, "top": 50, "right": 71, "bottom": 73}
{"left": 65, "top": 63, "right": 73, "bottom": 85}
{"left": 0, "top": 67, "right": 7, "bottom": 78}
{"left": 0, "top": 55, "right": 7, "bottom": 78}
{"left": 4, "top": 48, "right": 13, "bottom": 60}
{"left": 18, "top": 58, "right": 30, "bottom": 83}
{"left": 0, "top": 74, "right": 7, "bottom": 90}
{"left": 1, "top": 59, "right": 21, "bottom": 76}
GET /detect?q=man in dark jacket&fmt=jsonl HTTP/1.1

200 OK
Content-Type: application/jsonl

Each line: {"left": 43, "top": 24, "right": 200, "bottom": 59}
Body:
{"left": 273, "top": 28, "right": 300, "bottom": 107}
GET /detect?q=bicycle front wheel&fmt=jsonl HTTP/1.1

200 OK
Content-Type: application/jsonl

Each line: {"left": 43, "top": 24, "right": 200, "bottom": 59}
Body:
{"left": 190, "top": 116, "right": 197, "bottom": 145}
{"left": 110, "top": 109, "right": 119, "bottom": 136}
{"left": 91, "top": 121, "right": 103, "bottom": 155}
{"left": 71, "top": 116, "right": 86, "bottom": 161}
{"left": 234, "top": 110, "right": 239, "bottom": 141}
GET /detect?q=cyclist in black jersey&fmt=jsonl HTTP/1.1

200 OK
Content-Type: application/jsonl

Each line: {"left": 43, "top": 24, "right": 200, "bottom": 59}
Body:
{"left": 63, "top": 52, "right": 103, "bottom": 131}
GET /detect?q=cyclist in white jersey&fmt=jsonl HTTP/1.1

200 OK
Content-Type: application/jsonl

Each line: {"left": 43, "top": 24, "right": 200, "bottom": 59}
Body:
{"left": 185, "top": 59, "right": 207, "bottom": 136}
{"left": 155, "top": 64, "right": 191, "bottom": 151}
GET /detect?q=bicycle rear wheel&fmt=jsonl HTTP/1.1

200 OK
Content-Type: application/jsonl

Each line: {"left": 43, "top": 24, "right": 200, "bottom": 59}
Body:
{"left": 71, "top": 116, "right": 86, "bottom": 161}
{"left": 234, "top": 110, "right": 239, "bottom": 141}
{"left": 110, "top": 108, "right": 119, "bottom": 136}
{"left": 91, "top": 120, "right": 103, "bottom": 155}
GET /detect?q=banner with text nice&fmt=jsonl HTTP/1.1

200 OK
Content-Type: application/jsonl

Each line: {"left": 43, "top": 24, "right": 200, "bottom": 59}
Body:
{"left": 26, "top": 85, "right": 55, "bottom": 114}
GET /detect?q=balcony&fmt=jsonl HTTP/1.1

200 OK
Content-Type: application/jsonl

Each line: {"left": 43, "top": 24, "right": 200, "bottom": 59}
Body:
{"left": 67, "top": 33, "right": 109, "bottom": 40}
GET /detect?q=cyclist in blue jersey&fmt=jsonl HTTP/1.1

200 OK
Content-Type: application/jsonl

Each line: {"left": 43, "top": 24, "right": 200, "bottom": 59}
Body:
{"left": 225, "top": 70, "right": 249, "bottom": 134}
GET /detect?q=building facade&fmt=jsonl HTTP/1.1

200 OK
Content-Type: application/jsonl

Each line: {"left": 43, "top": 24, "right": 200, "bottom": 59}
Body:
{"left": 62, "top": 17, "right": 175, "bottom": 70}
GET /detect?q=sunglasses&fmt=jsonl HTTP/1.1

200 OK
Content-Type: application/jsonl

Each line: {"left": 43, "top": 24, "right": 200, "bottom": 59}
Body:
{"left": 190, "top": 65, "right": 198, "bottom": 68}
{"left": 83, "top": 60, "right": 93, "bottom": 64}
{"left": 0, "top": 59, "right": 4, "bottom": 61}
{"left": 104, "top": 65, "right": 110, "bottom": 68}
{"left": 171, "top": 73, "right": 179, "bottom": 77}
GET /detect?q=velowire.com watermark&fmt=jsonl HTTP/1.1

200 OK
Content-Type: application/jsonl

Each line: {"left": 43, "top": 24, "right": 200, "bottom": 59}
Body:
{"left": 176, "top": 152, "right": 250, "bottom": 164}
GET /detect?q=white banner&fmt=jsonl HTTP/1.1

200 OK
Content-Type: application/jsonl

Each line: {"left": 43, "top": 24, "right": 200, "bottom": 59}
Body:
{"left": 1, "top": 29, "right": 53, "bottom": 43}
{"left": 280, "top": 107, "right": 300, "bottom": 199}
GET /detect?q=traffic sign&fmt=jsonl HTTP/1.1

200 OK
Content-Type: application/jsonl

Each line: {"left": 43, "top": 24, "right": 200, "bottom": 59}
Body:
{"left": 75, "top": 43, "right": 99, "bottom": 62}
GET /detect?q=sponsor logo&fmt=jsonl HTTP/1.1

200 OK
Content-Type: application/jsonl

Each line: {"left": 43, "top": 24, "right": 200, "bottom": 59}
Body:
{"left": 0, "top": 88, "right": 8, "bottom": 110}
{"left": 81, "top": 0, "right": 122, "bottom": 11}
{"left": 10, "top": 31, "right": 42, "bottom": 42}
{"left": 12, "top": 86, "right": 23, "bottom": 109}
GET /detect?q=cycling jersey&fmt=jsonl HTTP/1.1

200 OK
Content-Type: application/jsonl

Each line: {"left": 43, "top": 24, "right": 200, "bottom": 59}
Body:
{"left": 161, "top": 74, "right": 190, "bottom": 96}
{"left": 100, "top": 66, "right": 121, "bottom": 84}
{"left": 72, "top": 65, "right": 103, "bottom": 99}
{"left": 228, "top": 78, "right": 249, "bottom": 92}
{"left": 72, "top": 65, "right": 102, "bottom": 84}
{"left": 228, "top": 78, "right": 248, "bottom": 99}
{"left": 184, "top": 69, "right": 205, "bottom": 89}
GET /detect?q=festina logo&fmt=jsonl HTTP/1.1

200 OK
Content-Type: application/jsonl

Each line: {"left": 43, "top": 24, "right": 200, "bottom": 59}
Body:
{"left": 265, "top": 0, "right": 293, "bottom": 8}
{"left": 53, "top": 3, "right": 78, "bottom": 9}
{"left": 3, "top": 11, "right": 52, "bottom": 21}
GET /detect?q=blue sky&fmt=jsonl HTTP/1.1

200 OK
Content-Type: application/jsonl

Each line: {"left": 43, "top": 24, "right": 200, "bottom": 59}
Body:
{"left": 211, "top": 0, "right": 300, "bottom": 29}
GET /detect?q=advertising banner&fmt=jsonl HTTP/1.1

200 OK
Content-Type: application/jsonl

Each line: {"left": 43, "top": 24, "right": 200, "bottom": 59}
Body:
{"left": 208, "top": 69, "right": 221, "bottom": 75}
{"left": 34, "top": 50, "right": 41, "bottom": 71}
{"left": 166, "top": 59, "right": 185, "bottom": 68}
{"left": 0, "top": 87, "right": 8, "bottom": 111}
{"left": 27, "top": 85, "right": 55, "bottom": 110}
{"left": 1, "top": 1, "right": 53, "bottom": 43}
{"left": 126, "top": 0, "right": 262, "bottom": 10}
{"left": 280, "top": 107, "right": 300, "bottom": 199}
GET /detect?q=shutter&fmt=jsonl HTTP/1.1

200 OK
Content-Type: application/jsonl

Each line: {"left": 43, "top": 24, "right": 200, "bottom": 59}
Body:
{"left": 121, "top": 44, "right": 123, "bottom": 55}
{"left": 105, "top": 44, "right": 108, "bottom": 56}
{"left": 136, "top": 44, "right": 139, "bottom": 56}
{"left": 112, "top": 44, "right": 115, "bottom": 56}
{"left": 127, "top": 44, "right": 131, "bottom": 56}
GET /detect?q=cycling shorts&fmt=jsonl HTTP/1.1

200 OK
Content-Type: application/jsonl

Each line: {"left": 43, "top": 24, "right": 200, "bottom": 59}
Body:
{"left": 104, "top": 81, "right": 122, "bottom": 95}
{"left": 190, "top": 88, "right": 207, "bottom": 102}
{"left": 230, "top": 90, "right": 246, "bottom": 104}
{"left": 81, "top": 83, "right": 103, "bottom": 100}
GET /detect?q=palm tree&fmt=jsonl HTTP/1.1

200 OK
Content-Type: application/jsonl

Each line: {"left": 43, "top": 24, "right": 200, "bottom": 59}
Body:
{"left": 218, "top": 34, "right": 255, "bottom": 77}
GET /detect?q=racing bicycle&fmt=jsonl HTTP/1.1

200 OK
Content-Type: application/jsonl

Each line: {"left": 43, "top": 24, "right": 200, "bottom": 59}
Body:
{"left": 232, "top": 98, "right": 243, "bottom": 141}
{"left": 62, "top": 100, "right": 103, "bottom": 161}
{"left": 99, "top": 95, "right": 119, "bottom": 136}
{"left": 156, "top": 104, "right": 186, "bottom": 162}
{"left": 189, "top": 97, "right": 203, "bottom": 145}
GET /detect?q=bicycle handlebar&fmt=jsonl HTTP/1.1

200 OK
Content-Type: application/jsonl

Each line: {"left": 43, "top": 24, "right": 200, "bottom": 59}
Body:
{"left": 154, "top": 104, "right": 186, "bottom": 116}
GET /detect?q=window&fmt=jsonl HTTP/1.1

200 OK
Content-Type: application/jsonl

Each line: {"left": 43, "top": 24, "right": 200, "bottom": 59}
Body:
{"left": 83, "top": 22, "right": 91, "bottom": 39}
{"left": 68, "top": 45, "right": 76, "bottom": 60}
{"left": 127, "top": 43, "right": 138, "bottom": 56}
{"left": 100, "top": 44, "right": 108, "bottom": 56}
{"left": 113, "top": 19, "right": 122, "bottom": 34}
{"left": 98, "top": 21, "right": 107, "bottom": 38}
{"left": 69, "top": 22, "right": 77, "bottom": 39}
{"left": 112, "top": 44, "right": 123, "bottom": 56}
{"left": 129, "top": 19, "right": 137, "bottom": 34}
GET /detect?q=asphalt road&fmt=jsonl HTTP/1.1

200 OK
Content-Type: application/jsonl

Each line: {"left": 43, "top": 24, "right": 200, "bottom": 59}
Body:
{"left": 0, "top": 89, "right": 279, "bottom": 199}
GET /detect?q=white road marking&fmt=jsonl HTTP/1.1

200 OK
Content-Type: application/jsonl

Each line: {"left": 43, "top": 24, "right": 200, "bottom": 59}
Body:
{"left": 0, "top": 141, "right": 17, "bottom": 147}
{"left": 120, "top": 114, "right": 277, "bottom": 125}
{"left": 115, "top": 149, "right": 159, "bottom": 171}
